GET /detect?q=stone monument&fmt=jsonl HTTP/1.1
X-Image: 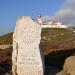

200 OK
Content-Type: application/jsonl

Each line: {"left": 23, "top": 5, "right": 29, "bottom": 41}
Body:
{"left": 12, "top": 16, "right": 44, "bottom": 75}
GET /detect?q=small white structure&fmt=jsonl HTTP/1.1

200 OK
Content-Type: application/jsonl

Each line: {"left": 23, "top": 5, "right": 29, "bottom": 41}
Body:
{"left": 37, "top": 14, "right": 43, "bottom": 25}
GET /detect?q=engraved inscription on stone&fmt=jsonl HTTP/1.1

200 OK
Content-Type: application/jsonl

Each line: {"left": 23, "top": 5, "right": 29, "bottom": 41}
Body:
{"left": 12, "top": 16, "right": 43, "bottom": 75}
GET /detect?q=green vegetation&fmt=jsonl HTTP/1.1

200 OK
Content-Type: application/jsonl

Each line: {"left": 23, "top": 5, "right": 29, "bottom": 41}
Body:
{"left": 0, "top": 28, "right": 75, "bottom": 50}
{"left": 41, "top": 28, "right": 75, "bottom": 54}
{"left": 42, "top": 28, "right": 75, "bottom": 41}
{"left": 0, "top": 32, "right": 13, "bottom": 45}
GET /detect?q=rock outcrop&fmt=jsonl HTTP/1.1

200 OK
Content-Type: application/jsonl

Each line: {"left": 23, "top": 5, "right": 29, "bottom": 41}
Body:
{"left": 63, "top": 56, "right": 75, "bottom": 75}
{"left": 56, "top": 56, "right": 75, "bottom": 75}
{"left": 12, "top": 16, "right": 43, "bottom": 75}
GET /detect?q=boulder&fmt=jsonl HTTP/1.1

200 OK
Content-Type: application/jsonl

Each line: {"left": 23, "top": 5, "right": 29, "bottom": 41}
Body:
{"left": 63, "top": 56, "right": 75, "bottom": 75}
{"left": 56, "top": 56, "right": 75, "bottom": 75}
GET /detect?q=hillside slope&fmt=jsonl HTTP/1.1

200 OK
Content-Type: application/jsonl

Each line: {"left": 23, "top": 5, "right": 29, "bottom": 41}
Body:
{"left": 0, "top": 32, "right": 13, "bottom": 45}
{"left": 41, "top": 28, "right": 75, "bottom": 54}
{"left": 0, "top": 28, "right": 75, "bottom": 74}
{"left": 0, "top": 28, "right": 75, "bottom": 54}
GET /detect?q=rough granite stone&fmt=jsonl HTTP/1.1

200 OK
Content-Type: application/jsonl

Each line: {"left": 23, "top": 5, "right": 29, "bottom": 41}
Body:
{"left": 12, "top": 16, "right": 43, "bottom": 75}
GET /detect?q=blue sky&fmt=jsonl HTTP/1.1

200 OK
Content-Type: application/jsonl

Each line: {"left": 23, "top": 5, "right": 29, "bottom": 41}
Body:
{"left": 0, "top": 0, "right": 65, "bottom": 35}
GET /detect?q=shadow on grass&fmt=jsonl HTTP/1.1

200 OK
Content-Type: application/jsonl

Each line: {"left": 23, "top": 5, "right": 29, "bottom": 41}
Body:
{"left": 45, "top": 48, "right": 75, "bottom": 70}
{"left": 0, "top": 47, "right": 12, "bottom": 74}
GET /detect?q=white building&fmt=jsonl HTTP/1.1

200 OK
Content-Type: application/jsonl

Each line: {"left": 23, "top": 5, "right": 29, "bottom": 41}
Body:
{"left": 41, "top": 20, "right": 68, "bottom": 28}
{"left": 36, "top": 15, "right": 68, "bottom": 28}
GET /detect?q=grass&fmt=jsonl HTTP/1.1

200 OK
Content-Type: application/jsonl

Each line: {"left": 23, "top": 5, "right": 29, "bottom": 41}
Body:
{"left": 0, "top": 28, "right": 75, "bottom": 54}
{"left": 0, "top": 28, "right": 74, "bottom": 44}
{"left": 0, "top": 32, "right": 13, "bottom": 45}
{"left": 42, "top": 28, "right": 75, "bottom": 41}
{"left": 41, "top": 28, "right": 75, "bottom": 54}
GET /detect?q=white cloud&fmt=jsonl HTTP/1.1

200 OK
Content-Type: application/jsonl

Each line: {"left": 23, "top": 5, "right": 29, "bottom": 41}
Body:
{"left": 55, "top": 0, "right": 75, "bottom": 26}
